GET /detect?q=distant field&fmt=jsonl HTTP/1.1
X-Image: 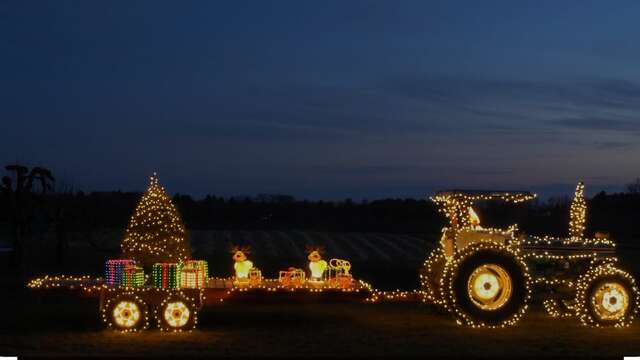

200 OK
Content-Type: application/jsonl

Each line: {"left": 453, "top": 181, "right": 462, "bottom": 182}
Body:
{"left": 8, "top": 230, "right": 434, "bottom": 289}
{"left": 6, "top": 229, "right": 640, "bottom": 290}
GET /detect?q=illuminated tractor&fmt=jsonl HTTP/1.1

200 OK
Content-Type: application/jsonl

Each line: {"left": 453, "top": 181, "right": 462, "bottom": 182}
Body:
{"left": 421, "top": 189, "right": 639, "bottom": 328}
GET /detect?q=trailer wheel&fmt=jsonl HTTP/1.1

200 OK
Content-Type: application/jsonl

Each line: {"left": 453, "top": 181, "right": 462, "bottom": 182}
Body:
{"left": 575, "top": 265, "right": 639, "bottom": 327}
{"left": 157, "top": 292, "right": 199, "bottom": 332}
{"left": 441, "top": 243, "right": 530, "bottom": 327}
{"left": 420, "top": 249, "right": 447, "bottom": 306}
{"left": 102, "top": 293, "right": 150, "bottom": 332}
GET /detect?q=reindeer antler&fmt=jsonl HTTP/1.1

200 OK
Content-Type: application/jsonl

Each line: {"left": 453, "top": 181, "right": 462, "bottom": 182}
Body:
{"left": 305, "top": 244, "right": 325, "bottom": 255}
{"left": 230, "top": 244, "right": 251, "bottom": 254}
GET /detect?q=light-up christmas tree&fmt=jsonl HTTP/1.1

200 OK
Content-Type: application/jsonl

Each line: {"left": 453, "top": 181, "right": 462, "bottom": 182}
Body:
{"left": 121, "top": 173, "right": 191, "bottom": 267}
{"left": 568, "top": 181, "right": 586, "bottom": 240}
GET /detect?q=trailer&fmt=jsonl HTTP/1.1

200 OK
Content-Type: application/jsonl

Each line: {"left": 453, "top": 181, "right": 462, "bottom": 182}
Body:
{"left": 28, "top": 275, "right": 372, "bottom": 332}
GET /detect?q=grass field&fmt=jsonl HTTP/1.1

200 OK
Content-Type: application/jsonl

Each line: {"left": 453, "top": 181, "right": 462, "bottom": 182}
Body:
{"left": 1, "top": 288, "right": 639, "bottom": 359}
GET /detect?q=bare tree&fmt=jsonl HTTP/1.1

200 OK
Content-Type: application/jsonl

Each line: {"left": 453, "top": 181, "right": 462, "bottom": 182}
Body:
{"left": 626, "top": 178, "right": 640, "bottom": 194}
{"left": 1, "top": 164, "right": 55, "bottom": 269}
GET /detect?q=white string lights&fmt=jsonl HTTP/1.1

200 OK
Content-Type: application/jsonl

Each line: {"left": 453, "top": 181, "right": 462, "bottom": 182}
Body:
{"left": 121, "top": 173, "right": 190, "bottom": 266}
{"left": 419, "top": 185, "right": 638, "bottom": 328}
{"left": 25, "top": 181, "right": 638, "bottom": 331}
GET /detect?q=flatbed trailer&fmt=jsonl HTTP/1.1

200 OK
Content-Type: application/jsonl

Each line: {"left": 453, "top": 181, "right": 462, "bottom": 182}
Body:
{"left": 27, "top": 276, "right": 373, "bottom": 332}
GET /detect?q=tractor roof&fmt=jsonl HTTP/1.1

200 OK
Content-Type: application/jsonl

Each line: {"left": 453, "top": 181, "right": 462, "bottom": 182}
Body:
{"left": 432, "top": 190, "right": 536, "bottom": 204}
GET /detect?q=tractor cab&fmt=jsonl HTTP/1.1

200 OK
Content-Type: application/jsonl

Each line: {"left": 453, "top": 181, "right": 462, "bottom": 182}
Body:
{"left": 431, "top": 190, "right": 536, "bottom": 258}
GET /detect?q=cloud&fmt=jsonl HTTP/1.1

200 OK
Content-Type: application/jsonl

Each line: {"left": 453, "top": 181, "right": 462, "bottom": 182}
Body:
{"left": 550, "top": 117, "right": 640, "bottom": 132}
{"left": 595, "top": 141, "right": 633, "bottom": 150}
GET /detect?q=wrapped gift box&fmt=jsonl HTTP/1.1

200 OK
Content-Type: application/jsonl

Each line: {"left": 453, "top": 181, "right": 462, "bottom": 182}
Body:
{"left": 122, "top": 264, "right": 145, "bottom": 287}
{"left": 105, "top": 259, "right": 136, "bottom": 287}
{"left": 180, "top": 260, "right": 209, "bottom": 288}
{"left": 278, "top": 267, "right": 306, "bottom": 287}
{"left": 153, "top": 263, "right": 181, "bottom": 289}
{"left": 249, "top": 268, "right": 262, "bottom": 286}
{"left": 180, "top": 260, "right": 208, "bottom": 288}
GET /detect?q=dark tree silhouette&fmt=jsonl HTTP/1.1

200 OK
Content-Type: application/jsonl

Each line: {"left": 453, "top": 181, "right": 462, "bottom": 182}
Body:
{"left": 1, "top": 164, "right": 55, "bottom": 269}
{"left": 627, "top": 178, "right": 640, "bottom": 194}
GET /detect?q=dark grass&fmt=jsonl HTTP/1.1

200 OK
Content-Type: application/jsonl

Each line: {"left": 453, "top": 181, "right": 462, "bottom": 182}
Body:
{"left": 1, "top": 293, "right": 640, "bottom": 359}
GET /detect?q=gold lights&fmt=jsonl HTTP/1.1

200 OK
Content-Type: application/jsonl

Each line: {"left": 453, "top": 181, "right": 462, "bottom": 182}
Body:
{"left": 232, "top": 246, "right": 255, "bottom": 285}
{"left": 421, "top": 185, "right": 637, "bottom": 328}
{"left": 25, "top": 179, "right": 639, "bottom": 332}
{"left": 574, "top": 264, "right": 639, "bottom": 327}
{"left": 569, "top": 181, "right": 587, "bottom": 241}
{"left": 101, "top": 293, "right": 150, "bottom": 332}
{"left": 163, "top": 301, "right": 191, "bottom": 328}
{"left": 112, "top": 301, "right": 142, "bottom": 328}
{"left": 156, "top": 291, "right": 200, "bottom": 332}
{"left": 440, "top": 242, "right": 532, "bottom": 328}
{"left": 467, "top": 263, "right": 513, "bottom": 310}
{"left": 121, "top": 173, "right": 190, "bottom": 266}
{"left": 307, "top": 250, "right": 328, "bottom": 283}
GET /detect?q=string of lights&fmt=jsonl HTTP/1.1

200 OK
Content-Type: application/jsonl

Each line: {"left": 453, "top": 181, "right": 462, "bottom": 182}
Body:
{"left": 121, "top": 173, "right": 190, "bottom": 266}
{"left": 25, "top": 180, "right": 639, "bottom": 331}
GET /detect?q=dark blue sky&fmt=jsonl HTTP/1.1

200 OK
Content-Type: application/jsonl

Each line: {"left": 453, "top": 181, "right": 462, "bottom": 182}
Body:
{"left": 2, "top": 1, "right": 639, "bottom": 200}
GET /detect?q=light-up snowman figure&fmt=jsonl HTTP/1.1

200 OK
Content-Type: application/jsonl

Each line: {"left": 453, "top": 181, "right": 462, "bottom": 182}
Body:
{"left": 307, "top": 248, "right": 328, "bottom": 284}
{"left": 232, "top": 246, "right": 253, "bottom": 284}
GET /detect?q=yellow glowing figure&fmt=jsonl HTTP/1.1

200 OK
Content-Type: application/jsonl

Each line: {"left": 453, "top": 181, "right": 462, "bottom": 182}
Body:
{"left": 163, "top": 301, "right": 191, "bottom": 328}
{"left": 112, "top": 301, "right": 141, "bottom": 328}
{"left": 308, "top": 250, "right": 328, "bottom": 281}
{"left": 232, "top": 247, "right": 253, "bottom": 280}
{"left": 468, "top": 207, "right": 481, "bottom": 228}
{"left": 593, "top": 282, "right": 629, "bottom": 320}
{"left": 467, "top": 264, "right": 512, "bottom": 310}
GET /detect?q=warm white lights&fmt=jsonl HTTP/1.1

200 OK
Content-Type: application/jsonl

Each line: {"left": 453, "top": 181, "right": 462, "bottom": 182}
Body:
{"left": 163, "top": 301, "right": 191, "bottom": 328}
{"left": 419, "top": 185, "right": 638, "bottom": 328}
{"left": 26, "top": 179, "right": 640, "bottom": 332}
{"left": 468, "top": 264, "right": 512, "bottom": 310}
{"left": 112, "top": 301, "right": 141, "bottom": 328}
{"left": 122, "top": 173, "right": 190, "bottom": 266}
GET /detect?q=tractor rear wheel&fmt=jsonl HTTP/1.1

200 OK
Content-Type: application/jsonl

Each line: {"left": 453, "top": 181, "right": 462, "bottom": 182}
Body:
{"left": 420, "top": 249, "right": 447, "bottom": 306}
{"left": 441, "top": 243, "right": 530, "bottom": 327}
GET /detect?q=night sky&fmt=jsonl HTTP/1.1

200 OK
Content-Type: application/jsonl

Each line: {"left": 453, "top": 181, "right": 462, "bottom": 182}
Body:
{"left": 2, "top": 1, "right": 639, "bottom": 200}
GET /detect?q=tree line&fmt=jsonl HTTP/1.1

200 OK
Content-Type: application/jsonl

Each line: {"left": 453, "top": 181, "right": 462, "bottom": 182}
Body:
{"left": 2, "top": 164, "right": 640, "bottom": 268}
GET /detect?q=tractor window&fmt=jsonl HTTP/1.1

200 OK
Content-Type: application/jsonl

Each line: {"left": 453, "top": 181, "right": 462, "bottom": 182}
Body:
{"left": 475, "top": 201, "right": 530, "bottom": 230}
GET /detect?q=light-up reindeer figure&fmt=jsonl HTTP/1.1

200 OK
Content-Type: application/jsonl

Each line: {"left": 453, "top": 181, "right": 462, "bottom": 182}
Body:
{"left": 231, "top": 245, "right": 253, "bottom": 285}
{"left": 306, "top": 245, "right": 328, "bottom": 284}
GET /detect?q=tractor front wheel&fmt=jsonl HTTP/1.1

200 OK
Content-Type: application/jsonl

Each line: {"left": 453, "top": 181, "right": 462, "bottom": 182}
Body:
{"left": 575, "top": 265, "right": 639, "bottom": 327}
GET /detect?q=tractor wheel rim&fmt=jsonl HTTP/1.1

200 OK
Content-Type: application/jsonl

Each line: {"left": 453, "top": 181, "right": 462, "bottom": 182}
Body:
{"left": 592, "top": 282, "right": 629, "bottom": 321}
{"left": 467, "top": 264, "right": 513, "bottom": 311}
